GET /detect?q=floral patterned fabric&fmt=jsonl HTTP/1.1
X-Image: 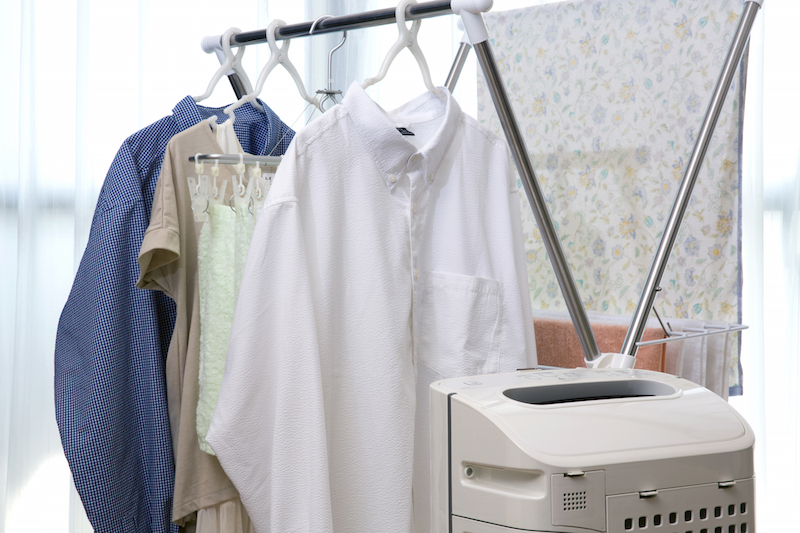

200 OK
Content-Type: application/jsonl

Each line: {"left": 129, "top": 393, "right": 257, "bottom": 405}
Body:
{"left": 478, "top": 0, "right": 745, "bottom": 391}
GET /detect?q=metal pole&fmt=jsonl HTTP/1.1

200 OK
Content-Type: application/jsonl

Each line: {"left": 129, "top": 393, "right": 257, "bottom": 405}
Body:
{"left": 444, "top": 42, "right": 470, "bottom": 92}
{"left": 473, "top": 40, "right": 601, "bottom": 362}
{"left": 189, "top": 153, "right": 283, "bottom": 166}
{"left": 229, "top": 1, "right": 453, "bottom": 46}
{"left": 621, "top": 1, "right": 760, "bottom": 356}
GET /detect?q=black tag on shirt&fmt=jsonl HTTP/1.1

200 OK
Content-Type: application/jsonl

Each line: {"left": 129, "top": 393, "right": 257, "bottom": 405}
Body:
{"left": 396, "top": 127, "right": 415, "bottom": 136}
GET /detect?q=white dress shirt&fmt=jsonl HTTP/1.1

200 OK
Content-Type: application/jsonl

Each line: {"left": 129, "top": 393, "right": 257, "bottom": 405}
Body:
{"left": 206, "top": 82, "right": 537, "bottom": 533}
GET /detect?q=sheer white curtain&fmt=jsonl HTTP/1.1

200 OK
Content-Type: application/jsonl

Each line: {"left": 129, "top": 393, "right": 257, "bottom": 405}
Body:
{"left": 731, "top": 1, "right": 800, "bottom": 530}
{"left": 5, "top": 0, "right": 795, "bottom": 532}
{"left": 0, "top": 3, "right": 290, "bottom": 530}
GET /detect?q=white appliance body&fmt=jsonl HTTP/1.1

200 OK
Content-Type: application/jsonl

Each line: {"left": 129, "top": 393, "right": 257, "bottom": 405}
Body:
{"left": 430, "top": 368, "right": 755, "bottom": 533}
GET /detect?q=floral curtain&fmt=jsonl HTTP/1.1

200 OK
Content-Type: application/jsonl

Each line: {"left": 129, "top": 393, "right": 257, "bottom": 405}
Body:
{"left": 478, "top": 0, "right": 745, "bottom": 389}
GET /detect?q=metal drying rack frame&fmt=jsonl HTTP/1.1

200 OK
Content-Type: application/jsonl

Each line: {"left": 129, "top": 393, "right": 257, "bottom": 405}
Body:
{"left": 189, "top": 154, "right": 282, "bottom": 167}
{"left": 207, "top": 0, "right": 763, "bottom": 364}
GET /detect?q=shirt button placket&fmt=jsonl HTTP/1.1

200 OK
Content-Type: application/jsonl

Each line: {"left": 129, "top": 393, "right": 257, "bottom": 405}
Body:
{"left": 408, "top": 162, "right": 423, "bottom": 361}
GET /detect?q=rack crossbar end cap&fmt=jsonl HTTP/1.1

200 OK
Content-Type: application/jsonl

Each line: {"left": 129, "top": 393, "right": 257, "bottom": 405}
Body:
{"left": 201, "top": 35, "right": 222, "bottom": 54}
{"left": 585, "top": 352, "right": 636, "bottom": 369}
{"left": 451, "top": 0, "right": 493, "bottom": 44}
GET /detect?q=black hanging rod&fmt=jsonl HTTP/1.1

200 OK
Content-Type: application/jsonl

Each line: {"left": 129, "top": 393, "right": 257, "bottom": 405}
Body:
{"left": 230, "top": 1, "right": 453, "bottom": 46}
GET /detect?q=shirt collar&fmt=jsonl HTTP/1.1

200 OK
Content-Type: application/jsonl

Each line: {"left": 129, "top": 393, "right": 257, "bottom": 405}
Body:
{"left": 341, "top": 83, "right": 461, "bottom": 190}
{"left": 171, "top": 96, "right": 283, "bottom": 156}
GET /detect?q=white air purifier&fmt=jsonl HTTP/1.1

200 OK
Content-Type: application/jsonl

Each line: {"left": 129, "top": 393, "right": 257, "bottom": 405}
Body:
{"left": 430, "top": 367, "right": 755, "bottom": 533}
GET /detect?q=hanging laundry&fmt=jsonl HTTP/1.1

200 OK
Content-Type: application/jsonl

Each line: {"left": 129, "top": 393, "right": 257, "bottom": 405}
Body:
{"left": 195, "top": 119, "right": 260, "bottom": 456}
{"left": 136, "top": 113, "right": 292, "bottom": 528}
{"left": 194, "top": 496, "right": 255, "bottom": 533}
{"left": 207, "top": 82, "right": 538, "bottom": 533}
{"left": 55, "top": 97, "right": 293, "bottom": 533}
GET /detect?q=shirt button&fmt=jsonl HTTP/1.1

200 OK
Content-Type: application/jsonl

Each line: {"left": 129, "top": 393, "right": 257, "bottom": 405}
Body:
{"left": 388, "top": 174, "right": 397, "bottom": 183}
{"left": 412, "top": 203, "right": 418, "bottom": 214}
{"left": 429, "top": 172, "right": 435, "bottom": 182}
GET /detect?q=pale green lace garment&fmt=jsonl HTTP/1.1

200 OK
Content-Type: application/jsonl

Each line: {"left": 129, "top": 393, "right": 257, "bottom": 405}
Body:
{"left": 196, "top": 120, "right": 257, "bottom": 455}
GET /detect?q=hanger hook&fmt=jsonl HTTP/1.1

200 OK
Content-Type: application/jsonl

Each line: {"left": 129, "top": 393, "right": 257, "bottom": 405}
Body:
{"left": 309, "top": 14, "right": 349, "bottom": 77}
{"left": 221, "top": 27, "right": 245, "bottom": 69}
{"left": 327, "top": 29, "right": 347, "bottom": 91}
{"left": 235, "top": 153, "right": 246, "bottom": 178}
{"left": 193, "top": 27, "right": 245, "bottom": 103}
{"left": 396, "top": 0, "right": 419, "bottom": 44}
{"left": 224, "top": 19, "right": 293, "bottom": 123}
{"left": 361, "top": 0, "right": 443, "bottom": 98}
{"left": 308, "top": 14, "right": 332, "bottom": 35}
{"left": 310, "top": 14, "right": 347, "bottom": 111}
{"left": 194, "top": 153, "right": 204, "bottom": 176}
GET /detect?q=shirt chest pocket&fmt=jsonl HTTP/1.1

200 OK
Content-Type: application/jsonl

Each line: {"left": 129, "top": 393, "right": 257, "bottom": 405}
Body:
{"left": 417, "top": 272, "right": 504, "bottom": 379}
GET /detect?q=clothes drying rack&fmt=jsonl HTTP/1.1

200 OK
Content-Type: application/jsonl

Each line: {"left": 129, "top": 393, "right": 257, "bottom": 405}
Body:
{"left": 204, "top": 0, "right": 762, "bottom": 366}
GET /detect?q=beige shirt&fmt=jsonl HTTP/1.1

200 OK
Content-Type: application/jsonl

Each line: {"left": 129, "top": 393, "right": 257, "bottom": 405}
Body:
{"left": 137, "top": 122, "right": 244, "bottom": 524}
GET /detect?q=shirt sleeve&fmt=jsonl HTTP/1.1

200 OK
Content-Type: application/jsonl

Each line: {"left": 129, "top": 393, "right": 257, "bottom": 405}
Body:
{"left": 206, "top": 154, "right": 334, "bottom": 533}
{"left": 54, "top": 140, "right": 178, "bottom": 533}
{"left": 137, "top": 144, "right": 181, "bottom": 298}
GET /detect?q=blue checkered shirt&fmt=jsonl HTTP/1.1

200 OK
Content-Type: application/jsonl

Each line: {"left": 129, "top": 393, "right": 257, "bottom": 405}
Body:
{"left": 55, "top": 97, "right": 294, "bottom": 533}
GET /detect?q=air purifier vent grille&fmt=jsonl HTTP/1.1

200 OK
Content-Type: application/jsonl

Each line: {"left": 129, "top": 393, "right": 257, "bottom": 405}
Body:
{"left": 563, "top": 491, "right": 587, "bottom": 511}
{"left": 610, "top": 479, "right": 754, "bottom": 533}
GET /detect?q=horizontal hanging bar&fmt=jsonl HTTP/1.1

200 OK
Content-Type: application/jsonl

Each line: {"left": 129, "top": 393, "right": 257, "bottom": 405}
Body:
{"left": 229, "top": 1, "right": 453, "bottom": 46}
{"left": 189, "top": 154, "right": 282, "bottom": 166}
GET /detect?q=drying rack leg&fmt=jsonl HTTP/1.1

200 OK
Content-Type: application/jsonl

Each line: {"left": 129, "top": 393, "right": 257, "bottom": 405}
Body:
{"left": 621, "top": 1, "right": 761, "bottom": 357}
{"left": 472, "top": 39, "right": 602, "bottom": 362}
{"left": 444, "top": 42, "right": 470, "bottom": 92}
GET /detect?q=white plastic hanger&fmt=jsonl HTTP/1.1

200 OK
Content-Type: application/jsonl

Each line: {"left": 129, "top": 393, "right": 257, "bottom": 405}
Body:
{"left": 225, "top": 20, "right": 321, "bottom": 123}
{"left": 194, "top": 27, "right": 264, "bottom": 113}
{"left": 362, "top": 0, "right": 445, "bottom": 99}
